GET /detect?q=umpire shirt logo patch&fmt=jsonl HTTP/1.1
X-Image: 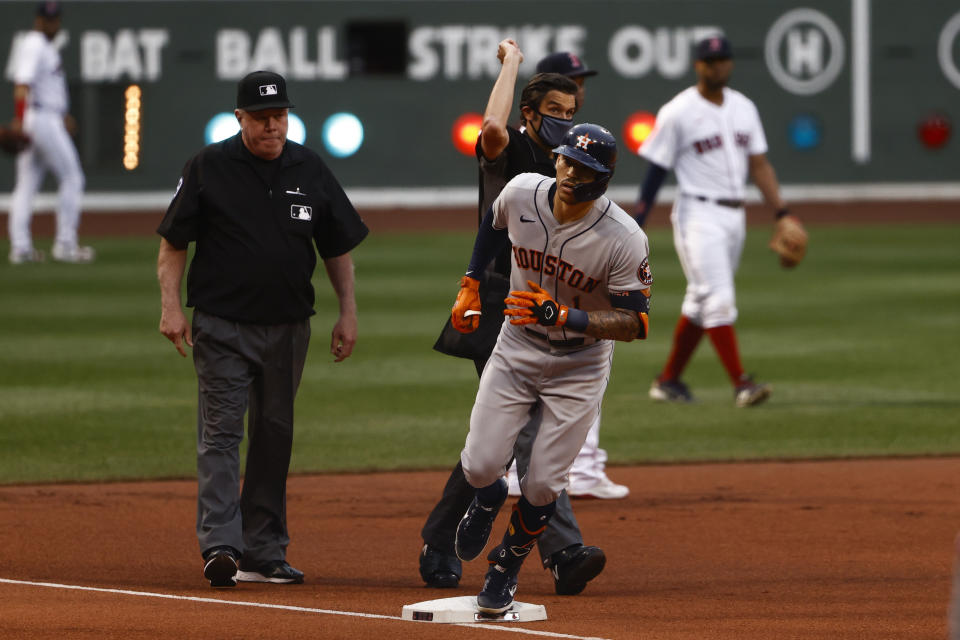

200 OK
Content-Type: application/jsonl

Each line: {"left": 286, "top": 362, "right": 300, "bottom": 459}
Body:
{"left": 291, "top": 205, "right": 312, "bottom": 221}
{"left": 260, "top": 84, "right": 278, "bottom": 96}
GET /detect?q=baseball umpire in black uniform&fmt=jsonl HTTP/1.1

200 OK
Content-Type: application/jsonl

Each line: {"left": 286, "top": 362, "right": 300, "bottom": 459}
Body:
{"left": 157, "top": 70, "right": 368, "bottom": 588}
{"left": 423, "top": 38, "right": 606, "bottom": 596}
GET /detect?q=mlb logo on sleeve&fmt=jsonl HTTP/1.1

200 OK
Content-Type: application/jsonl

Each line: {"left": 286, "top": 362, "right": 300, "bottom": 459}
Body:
{"left": 259, "top": 84, "right": 278, "bottom": 96}
{"left": 291, "top": 205, "right": 312, "bottom": 221}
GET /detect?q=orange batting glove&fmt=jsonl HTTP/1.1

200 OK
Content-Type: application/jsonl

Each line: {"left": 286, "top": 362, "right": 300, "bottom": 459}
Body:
{"left": 451, "top": 275, "right": 482, "bottom": 333}
{"left": 504, "top": 280, "right": 569, "bottom": 327}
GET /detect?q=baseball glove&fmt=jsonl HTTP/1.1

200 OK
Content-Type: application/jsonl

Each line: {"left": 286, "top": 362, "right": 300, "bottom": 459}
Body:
{"left": 769, "top": 213, "right": 808, "bottom": 268}
{"left": 0, "top": 125, "right": 30, "bottom": 154}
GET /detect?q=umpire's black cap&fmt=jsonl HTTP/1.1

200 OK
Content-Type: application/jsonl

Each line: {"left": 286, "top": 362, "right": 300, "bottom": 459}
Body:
{"left": 35, "top": 1, "right": 61, "bottom": 18}
{"left": 536, "top": 52, "right": 598, "bottom": 78}
{"left": 236, "top": 71, "right": 295, "bottom": 112}
{"left": 696, "top": 35, "right": 733, "bottom": 61}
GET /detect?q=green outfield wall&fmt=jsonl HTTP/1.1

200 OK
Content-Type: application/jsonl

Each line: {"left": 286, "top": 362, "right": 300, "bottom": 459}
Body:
{"left": 0, "top": 0, "right": 957, "bottom": 194}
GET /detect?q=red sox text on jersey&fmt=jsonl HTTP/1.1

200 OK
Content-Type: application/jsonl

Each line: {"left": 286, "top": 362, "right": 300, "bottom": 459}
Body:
{"left": 692, "top": 132, "right": 752, "bottom": 154}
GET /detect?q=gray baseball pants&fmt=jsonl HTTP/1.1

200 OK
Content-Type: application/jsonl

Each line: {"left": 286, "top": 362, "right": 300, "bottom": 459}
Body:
{"left": 192, "top": 309, "right": 310, "bottom": 566}
{"left": 462, "top": 324, "right": 614, "bottom": 506}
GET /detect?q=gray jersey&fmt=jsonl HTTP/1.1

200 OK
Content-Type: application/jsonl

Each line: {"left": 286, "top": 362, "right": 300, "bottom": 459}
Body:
{"left": 491, "top": 172, "right": 652, "bottom": 344}
{"left": 461, "top": 172, "right": 653, "bottom": 505}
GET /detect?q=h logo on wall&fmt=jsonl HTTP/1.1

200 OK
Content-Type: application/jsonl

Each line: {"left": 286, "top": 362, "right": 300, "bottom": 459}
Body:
{"left": 765, "top": 8, "right": 845, "bottom": 95}
{"left": 939, "top": 11, "right": 960, "bottom": 89}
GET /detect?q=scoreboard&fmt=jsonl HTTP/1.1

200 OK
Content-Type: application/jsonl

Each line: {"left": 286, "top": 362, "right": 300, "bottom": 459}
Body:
{"left": 0, "top": 0, "right": 957, "bottom": 196}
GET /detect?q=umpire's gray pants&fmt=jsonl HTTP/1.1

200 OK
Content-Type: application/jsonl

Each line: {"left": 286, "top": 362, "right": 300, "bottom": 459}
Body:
{"left": 192, "top": 310, "right": 310, "bottom": 565}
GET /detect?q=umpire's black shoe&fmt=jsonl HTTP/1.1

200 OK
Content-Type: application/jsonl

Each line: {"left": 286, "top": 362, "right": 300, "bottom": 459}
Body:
{"left": 455, "top": 479, "right": 508, "bottom": 562}
{"left": 236, "top": 560, "right": 304, "bottom": 584}
{"left": 477, "top": 546, "right": 521, "bottom": 614}
{"left": 202, "top": 546, "right": 239, "bottom": 588}
{"left": 546, "top": 544, "right": 606, "bottom": 596}
{"left": 419, "top": 543, "right": 462, "bottom": 588}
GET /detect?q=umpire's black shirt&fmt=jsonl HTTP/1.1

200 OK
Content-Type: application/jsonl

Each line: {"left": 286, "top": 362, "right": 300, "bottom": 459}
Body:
{"left": 476, "top": 125, "right": 556, "bottom": 277}
{"left": 157, "top": 132, "right": 368, "bottom": 324}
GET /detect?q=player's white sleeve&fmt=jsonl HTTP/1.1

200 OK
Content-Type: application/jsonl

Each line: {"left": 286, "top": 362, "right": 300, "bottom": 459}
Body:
{"left": 747, "top": 99, "right": 769, "bottom": 156}
{"left": 11, "top": 34, "right": 41, "bottom": 85}
{"left": 639, "top": 104, "right": 678, "bottom": 169}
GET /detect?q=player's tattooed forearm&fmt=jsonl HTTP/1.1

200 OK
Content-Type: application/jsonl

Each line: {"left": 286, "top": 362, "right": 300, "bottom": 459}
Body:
{"left": 584, "top": 309, "right": 642, "bottom": 341}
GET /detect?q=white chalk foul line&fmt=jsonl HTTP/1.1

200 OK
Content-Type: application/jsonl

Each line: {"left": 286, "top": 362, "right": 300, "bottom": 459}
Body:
{"left": 0, "top": 577, "right": 609, "bottom": 640}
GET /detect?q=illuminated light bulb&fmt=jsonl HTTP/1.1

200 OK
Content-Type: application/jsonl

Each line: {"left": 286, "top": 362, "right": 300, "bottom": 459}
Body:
{"left": 451, "top": 113, "right": 483, "bottom": 156}
{"left": 622, "top": 111, "right": 657, "bottom": 155}
{"left": 322, "top": 112, "right": 364, "bottom": 158}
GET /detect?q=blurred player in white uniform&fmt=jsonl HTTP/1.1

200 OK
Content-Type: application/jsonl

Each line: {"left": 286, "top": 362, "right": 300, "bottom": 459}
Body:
{"left": 450, "top": 123, "right": 652, "bottom": 614}
{"left": 8, "top": 1, "right": 91, "bottom": 265}
{"left": 634, "top": 36, "right": 788, "bottom": 407}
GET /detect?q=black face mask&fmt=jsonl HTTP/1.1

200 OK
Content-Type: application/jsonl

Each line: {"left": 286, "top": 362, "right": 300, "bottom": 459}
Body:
{"left": 535, "top": 113, "right": 573, "bottom": 148}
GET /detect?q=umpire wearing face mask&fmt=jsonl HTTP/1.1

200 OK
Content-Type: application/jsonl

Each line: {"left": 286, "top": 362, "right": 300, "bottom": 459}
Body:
{"left": 528, "top": 109, "right": 572, "bottom": 148}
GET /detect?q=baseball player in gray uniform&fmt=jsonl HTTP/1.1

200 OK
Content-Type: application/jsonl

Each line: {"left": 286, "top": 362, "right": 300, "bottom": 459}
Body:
{"left": 450, "top": 123, "right": 652, "bottom": 614}
{"left": 8, "top": 1, "right": 90, "bottom": 265}
{"left": 635, "top": 35, "right": 788, "bottom": 407}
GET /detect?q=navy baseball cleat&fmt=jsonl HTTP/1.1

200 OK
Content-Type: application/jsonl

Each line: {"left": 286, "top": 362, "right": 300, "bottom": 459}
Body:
{"left": 546, "top": 544, "right": 606, "bottom": 595}
{"left": 419, "top": 543, "right": 462, "bottom": 588}
{"left": 202, "top": 546, "right": 239, "bottom": 588}
{"left": 477, "top": 547, "right": 521, "bottom": 614}
{"left": 649, "top": 378, "right": 694, "bottom": 403}
{"left": 455, "top": 478, "right": 507, "bottom": 562}
{"left": 236, "top": 560, "right": 304, "bottom": 584}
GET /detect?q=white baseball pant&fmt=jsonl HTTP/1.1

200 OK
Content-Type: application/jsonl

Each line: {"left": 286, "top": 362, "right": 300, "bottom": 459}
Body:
{"left": 8, "top": 108, "right": 84, "bottom": 253}
{"left": 671, "top": 196, "right": 746, "bottom": 328}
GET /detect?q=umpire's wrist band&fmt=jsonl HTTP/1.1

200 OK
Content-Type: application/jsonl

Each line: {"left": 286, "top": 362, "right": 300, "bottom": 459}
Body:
{"left": 775, "top": 208, "right": 790, "bottom": 220}
{"left": 565, "top": 307, "right": 589, "bottom": 332}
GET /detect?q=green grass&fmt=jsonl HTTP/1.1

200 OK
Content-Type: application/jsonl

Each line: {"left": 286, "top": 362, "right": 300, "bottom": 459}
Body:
{"left": 1, "top": 223, "right": 958, "bottom": 484}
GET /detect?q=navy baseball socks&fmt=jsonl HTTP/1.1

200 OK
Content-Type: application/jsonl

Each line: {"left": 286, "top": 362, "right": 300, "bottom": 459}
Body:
{"left": 455, "top": 477, "right": 508, "bottom": 561}
{"left": 477, "top": 497, "right": 557, "bottom": 614}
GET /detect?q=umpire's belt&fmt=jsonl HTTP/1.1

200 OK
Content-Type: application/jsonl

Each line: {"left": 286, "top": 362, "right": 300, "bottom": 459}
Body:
{"left": 524, "top": 327, "right": 585, "bottom": 348}
{"left": 685, "top": 193, "right": 744, "bottom": 209}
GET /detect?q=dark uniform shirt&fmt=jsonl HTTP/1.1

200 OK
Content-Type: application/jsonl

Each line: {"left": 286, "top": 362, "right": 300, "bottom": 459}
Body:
{"left": 476, "top": 125, "right": 555, "bottom": 277}
{"left": 477, "top": 126, "right": 555, "bottom": 223}
{"left": 157, "top": 133, "right": 368, "bottom": 324}
{"left": 432, "top": 124, "right": 557, "bottom": 361}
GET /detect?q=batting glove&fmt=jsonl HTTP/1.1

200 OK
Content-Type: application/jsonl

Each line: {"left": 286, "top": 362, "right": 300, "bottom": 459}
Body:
{"left": 451, "top": 275, "right": 482, "bottom": 333}
{"left": 504, "top": 280, "right": 569, "bottom": 327}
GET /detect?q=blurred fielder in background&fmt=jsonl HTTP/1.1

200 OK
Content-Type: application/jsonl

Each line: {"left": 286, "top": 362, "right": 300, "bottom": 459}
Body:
{"left": 634, "top": 35, "right": 805, "bottom": 408}
{"left": 7, "top": 1, "right": 91, "bottom": 265}
{"left": 535, "top": 50, "right": 597, "bottom": 108}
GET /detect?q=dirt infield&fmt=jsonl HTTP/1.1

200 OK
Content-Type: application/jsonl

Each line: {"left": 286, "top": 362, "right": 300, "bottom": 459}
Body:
{"left": 2, "top": 204, "right": 956, "bottom": 638}
{"left": 1, "top": 457, "right": 957, "bottom": 639}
